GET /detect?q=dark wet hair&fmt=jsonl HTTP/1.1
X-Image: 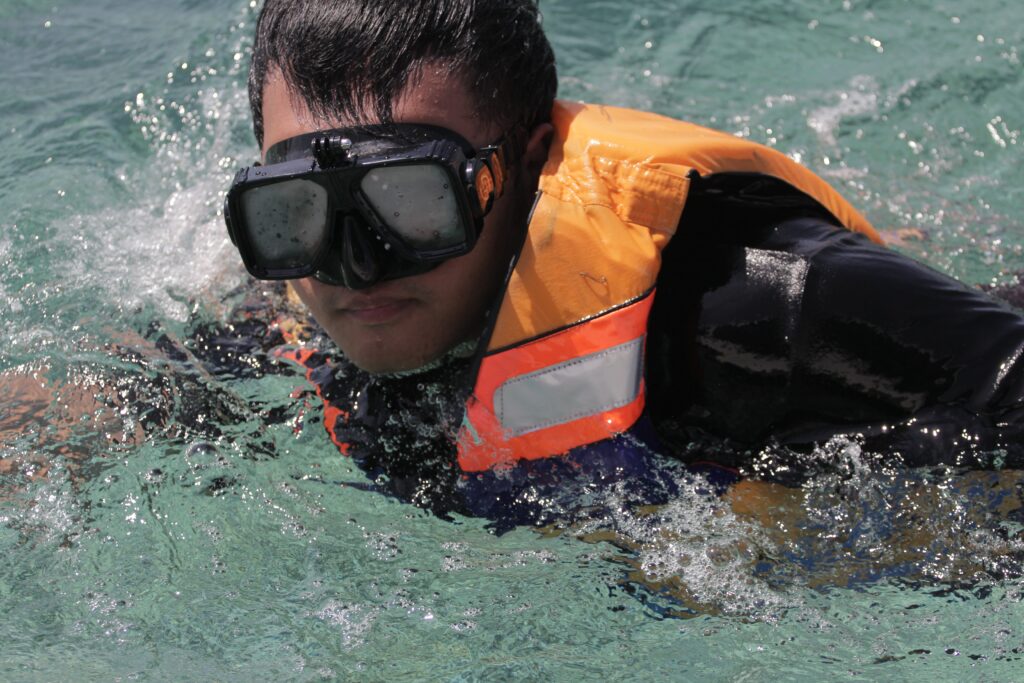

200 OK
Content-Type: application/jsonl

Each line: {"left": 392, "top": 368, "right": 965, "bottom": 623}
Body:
{"left": 248, "top": 0, "right": 558, "bottom": 146}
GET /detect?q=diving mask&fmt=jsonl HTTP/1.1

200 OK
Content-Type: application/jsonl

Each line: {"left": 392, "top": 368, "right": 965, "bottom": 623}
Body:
{"left": 224, "top": 123, "right": 516, "bottom": 289}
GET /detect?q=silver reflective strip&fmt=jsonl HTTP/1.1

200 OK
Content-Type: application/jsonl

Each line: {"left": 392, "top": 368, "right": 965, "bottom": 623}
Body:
{"left": 495, "top": 337, "right": 645, "bottom": 437}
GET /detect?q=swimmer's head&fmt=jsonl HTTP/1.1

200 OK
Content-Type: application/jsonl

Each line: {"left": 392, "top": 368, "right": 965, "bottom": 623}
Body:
{"left": 245, "top": 0, "right": 557, "bottom": 373}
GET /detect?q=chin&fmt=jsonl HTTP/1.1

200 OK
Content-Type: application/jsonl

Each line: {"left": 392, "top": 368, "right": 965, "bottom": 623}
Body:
{"left": 342, "top": 336, "right": 479, "bottom": 376}
{"left": 342, "top": 346, "right": 441, "bottom": 375}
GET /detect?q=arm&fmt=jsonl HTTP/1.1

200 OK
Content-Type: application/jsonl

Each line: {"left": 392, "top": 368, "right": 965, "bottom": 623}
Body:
{"left": 650, "top": 204, "right": 1024, "bottom": 469}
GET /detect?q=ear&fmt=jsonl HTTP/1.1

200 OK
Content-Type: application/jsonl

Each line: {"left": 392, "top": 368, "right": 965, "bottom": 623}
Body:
{"left": 520, "top": 122, "right": 554, "bottom": 186}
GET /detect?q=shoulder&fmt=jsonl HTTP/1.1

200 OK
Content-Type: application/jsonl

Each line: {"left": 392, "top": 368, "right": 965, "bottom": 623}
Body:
{"left": 651, "top": 215, "right": 1024, "bottom": 466}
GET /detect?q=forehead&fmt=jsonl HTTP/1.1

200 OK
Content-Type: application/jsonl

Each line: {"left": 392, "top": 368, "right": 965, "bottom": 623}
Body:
{"left": 260, "top": 66, "right": 501, "bottom": 157}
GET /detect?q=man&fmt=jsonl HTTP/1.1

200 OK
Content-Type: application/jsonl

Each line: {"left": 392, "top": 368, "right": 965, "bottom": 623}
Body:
{"left": 225, "top": 0, "right": 1024, "bottom": 520}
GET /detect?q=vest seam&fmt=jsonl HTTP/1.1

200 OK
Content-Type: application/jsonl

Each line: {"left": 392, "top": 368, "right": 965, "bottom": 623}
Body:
{"left": 484, "top": 287, "right": 656, "bottom": 356}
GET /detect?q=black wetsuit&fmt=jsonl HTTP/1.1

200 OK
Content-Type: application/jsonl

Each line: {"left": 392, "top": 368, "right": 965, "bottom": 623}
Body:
{"left": 649, "top": 173, "right": 1024, "bottom": 473}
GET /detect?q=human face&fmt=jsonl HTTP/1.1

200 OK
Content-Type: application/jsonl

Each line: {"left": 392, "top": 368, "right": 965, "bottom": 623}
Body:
{"left": 260, "top": 68, "right": 546, "bottom": 373}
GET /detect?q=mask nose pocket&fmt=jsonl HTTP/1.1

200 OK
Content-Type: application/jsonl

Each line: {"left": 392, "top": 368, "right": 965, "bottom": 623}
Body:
{"left": 340, "top": 214, "right": 381, "bottom": 286}
{"left": 315, "top": 210, "right": 441, "bottom": 289}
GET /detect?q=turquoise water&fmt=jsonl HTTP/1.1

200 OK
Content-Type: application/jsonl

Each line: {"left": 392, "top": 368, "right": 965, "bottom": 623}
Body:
{"left": 2, "top": 0, "right": 1024, "bottom": 679}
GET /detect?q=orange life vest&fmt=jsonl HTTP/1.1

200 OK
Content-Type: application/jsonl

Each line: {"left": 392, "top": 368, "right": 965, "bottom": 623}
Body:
{"left": 456, "top": 100, "right": 881, "bottom": 472}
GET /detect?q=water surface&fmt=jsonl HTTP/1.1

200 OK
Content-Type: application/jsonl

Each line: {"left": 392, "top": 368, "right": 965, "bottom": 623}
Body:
{"left": 2, "top": 0, "right": 1023, "bottom": 679}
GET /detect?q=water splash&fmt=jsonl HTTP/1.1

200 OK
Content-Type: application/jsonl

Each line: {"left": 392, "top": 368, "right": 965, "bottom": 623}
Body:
{"left": 807, "top": 74, "right": 881, "bottom": 150}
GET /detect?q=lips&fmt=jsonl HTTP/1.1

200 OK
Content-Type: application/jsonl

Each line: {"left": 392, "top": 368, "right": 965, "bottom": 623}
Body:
{"left": 338, "top": 296, "right": 417, "bottom": 324}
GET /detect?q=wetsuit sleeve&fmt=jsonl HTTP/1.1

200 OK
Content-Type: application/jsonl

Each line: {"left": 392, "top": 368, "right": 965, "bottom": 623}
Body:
{"left": 650, "top": 208, "right": 1024, "bottom": 468}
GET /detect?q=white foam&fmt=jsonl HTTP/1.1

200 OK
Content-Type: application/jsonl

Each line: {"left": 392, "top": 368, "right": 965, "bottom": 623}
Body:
{"left": 313, "top": 600, "right": 378, "bottom": 649}
{"left": 573, "top": 476, "right": 797, "bottom": 620}
{"left": 58, "top": 13, "right": 258, "bottom": 323}
{"left": 807, "top": 75, "right": 880, "bottom": 149}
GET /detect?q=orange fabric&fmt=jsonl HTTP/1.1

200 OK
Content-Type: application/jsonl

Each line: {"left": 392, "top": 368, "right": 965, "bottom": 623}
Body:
{"left": 457, "top": 293, "right": 654, "bottom": 472}
{"left": 489, "top": 101, "right": 881, "bottom": 352}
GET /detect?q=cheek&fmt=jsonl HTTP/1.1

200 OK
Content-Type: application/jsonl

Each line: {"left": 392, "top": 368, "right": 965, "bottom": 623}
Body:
{"left": 289, "top": 279, "right": 325, "bottom": 314}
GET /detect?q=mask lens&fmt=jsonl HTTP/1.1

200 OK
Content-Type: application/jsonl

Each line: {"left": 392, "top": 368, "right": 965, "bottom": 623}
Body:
{"left": 359, "top": 164, "right": 466, "bottom": 252}
{"left": 239, "top": 179, "right": 330, "bottom": 273}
